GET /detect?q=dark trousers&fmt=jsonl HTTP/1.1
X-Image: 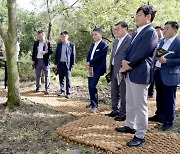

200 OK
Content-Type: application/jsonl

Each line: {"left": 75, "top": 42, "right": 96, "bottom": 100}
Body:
{"left": 155, "top": 69, "right": 177, "bottom": 125}
{"left": 35, "top": 59, "right": 50, "bottom": 91}
{"left": 4, "top": 61, "right": 7, "bottom": 88}
{"left": 148, "top": 80, "right": 155, "bottom": 96}
{"left": 58, "top": 62, "right": 72, "bottom": 95}
{"left": 88, "top": 75, "right": 101, "bottom": 108}
{"left": 111, "top": 74, "right": 126, "bottom": 117}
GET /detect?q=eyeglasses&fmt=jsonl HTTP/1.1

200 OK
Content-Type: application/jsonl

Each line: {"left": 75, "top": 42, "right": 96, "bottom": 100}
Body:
{"left": 135, "top": 13, "right": 143, "bottom": 17}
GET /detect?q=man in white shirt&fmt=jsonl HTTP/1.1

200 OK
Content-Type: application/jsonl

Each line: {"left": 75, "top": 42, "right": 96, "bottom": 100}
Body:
{"left": 105, "top": 21, "right": 131, "bottom": 122}
{"left": 149, "top": 21, "right": 180, "bottom": 131}
{"left": 1, "top": 41, "right": 20, "bottom": 90}
{"left": 86, "top": 28, "right": 108, "bottom": 113}
{"left": 32, "top": 30, "right": 53, "bottom": 94}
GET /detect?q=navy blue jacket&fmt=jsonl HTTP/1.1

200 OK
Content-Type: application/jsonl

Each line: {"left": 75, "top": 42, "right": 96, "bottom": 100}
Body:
{"left": 55, "top": 42, "right": 76, "bottom": 70}
{"left": 86, "top": 40, "right": 108, "bottom": 77}
{"left": 160, "top": 37, "right": 180, "bottom": 86}
{"left": 124, "top": 25, "right": 158, "bottom": 84}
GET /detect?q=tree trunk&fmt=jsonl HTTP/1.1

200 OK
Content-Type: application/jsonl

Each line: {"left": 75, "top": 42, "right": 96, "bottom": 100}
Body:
{"left": 47, "top": 21, "right": 52, "bottom": 40}
{"left": 0, "top": 0, "right": 21, "bottom": 108}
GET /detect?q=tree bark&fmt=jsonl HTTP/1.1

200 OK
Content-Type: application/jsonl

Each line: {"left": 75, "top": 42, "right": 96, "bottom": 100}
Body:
{"left": 0, "top": 0, "right": 21, "bottom": 108}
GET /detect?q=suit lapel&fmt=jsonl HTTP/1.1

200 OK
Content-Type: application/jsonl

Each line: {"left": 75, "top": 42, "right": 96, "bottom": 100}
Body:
{"left": 131, "top": 25, "right": 152, "bottom": 45}
{"left": 168, "top": 37, "right": 177, "bottom": 51}
{"left": 113, "top": 39, "right": 119, "bottom": 55}
{"left": 127, "top": 25, "right": 152, "bottom": 53}
{"left": 115, "top": 37, "right": 128, "bottom": 56}
{"left": 159, "top": 39, "right": 165, "bottom": 48}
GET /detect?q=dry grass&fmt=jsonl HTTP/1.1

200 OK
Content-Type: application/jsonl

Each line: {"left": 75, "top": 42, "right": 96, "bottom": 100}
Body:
{"left": 0, "top": 99, "right": 100, "bottom": 154}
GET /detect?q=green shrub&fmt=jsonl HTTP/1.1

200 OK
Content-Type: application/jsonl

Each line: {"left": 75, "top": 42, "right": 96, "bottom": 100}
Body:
{"left": 18, "top": 51, "right": 35, "bottom": 81}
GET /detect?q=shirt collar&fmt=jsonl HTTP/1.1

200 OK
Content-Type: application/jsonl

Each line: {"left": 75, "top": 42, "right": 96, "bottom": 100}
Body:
{"left": 95, "top": 39, "right": 102, "bottom": 45}
{"left": 164, "top": 34, "right": 177, "bottom": 43}
{"left": 62, "top": 41, "right": 69, "bottom": 45}
{"left": 136, "top": 23, "right": 151, "bottom": 34}
{"left": 118, "top": 33, "right": 128, "bottom": 41}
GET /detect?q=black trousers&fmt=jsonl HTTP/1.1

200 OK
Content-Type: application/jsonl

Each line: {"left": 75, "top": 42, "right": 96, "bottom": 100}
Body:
{"left": 88, "top": 75, "right": 101, "bottom": 108}
{"left": 155, "top": 69, "right": 177, "bottom": 125}
{"left": 58, "top": 62, "right": 72, "bottom": 95}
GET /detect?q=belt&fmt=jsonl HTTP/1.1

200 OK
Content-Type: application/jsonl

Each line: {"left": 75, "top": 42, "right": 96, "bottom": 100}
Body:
{"left": 60, "top": 61, "right": 66, "bottom": 63}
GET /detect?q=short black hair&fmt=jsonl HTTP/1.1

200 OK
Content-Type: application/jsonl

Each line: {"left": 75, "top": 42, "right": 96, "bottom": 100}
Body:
{"left": 165, "top": 21, "right": 179, "bottom": 30}
{"left": 60, "top": 31, "right": 68, "bottom": 35}
{"left": 93, "top": 28, "right": 103, "bottom": 35}
{"left": 115, "top": 21, "right": 128, "bottom": 30}
{"left": 37, "top": 30, "right": 45, "bottom": 34}
{"left": 136, "top": 5, "right": 157, "bottom": 22}
{"left": 155, "top": 26, "right": 163, "bottom": 30}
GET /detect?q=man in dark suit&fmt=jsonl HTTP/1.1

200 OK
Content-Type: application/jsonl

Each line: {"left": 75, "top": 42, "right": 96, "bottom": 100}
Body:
{"left": 32, "top": 30, "right": 53, "bottom": 94}
{"left": 149, "top": 21, "right": 180, "bottom": 131}
{"left": 148, "top": 26, "right": 164, "bottom": 98}
{"left": 115, "top": 6, "right": 158, "bottom": 147}
{"left": 86, "top": 28, "right": 108, "bottom": 113}
{"left": 105, "top": 21, "right": 131, "bottom": 121}
{"left": 54, "top": 31, "right": 76, "bottom": 98}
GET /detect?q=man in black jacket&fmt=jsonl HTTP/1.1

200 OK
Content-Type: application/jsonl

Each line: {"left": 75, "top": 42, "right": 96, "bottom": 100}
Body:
{"left": 32, "top": 30, "right": 53, "bottom": 94}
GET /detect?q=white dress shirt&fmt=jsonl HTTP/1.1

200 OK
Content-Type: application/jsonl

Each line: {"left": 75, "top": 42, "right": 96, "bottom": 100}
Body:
{"left": 90, "top": 39, "right": 102, "bottom": 60}
{"left": 37, "top": 41, "right": 44, "bottom": 59}
{"left": 131, "top": 23, "right": 151, "bottom": 43}
{"left": 155, "top": 35, "right": 177, "bottom": 68}
{"left": 112, "top": 33, "right": 128, "bottom": 65}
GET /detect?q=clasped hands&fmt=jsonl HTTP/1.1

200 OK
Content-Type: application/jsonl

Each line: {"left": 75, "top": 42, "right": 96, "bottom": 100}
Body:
{"left": 119, "top": 60, "right": 132, "bottom": 73}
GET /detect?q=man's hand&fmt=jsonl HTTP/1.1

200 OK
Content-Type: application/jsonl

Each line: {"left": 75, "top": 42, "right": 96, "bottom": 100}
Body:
{"left": 158, "top": 57, "right": 167, "bottom": 64}
{"left": 32, "top": 61, "right": 35, "bottom": 65}
{"left": 119, "top": 68, "right": 126, "bottom": 73}
{"left": 54, "top": 65, "right": 57, "bottom": 70}
{"left": 86, "top": 62, "right": 90, "bottom": 70}
{"left": 121, "top": 60, "right": 132, "bottom": 71}
{"left": 40, "top": 51, "right": 46, "bottom": 55}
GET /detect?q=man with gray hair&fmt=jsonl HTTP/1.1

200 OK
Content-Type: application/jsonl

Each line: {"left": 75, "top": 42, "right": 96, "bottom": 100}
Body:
{"left": 105, "top": 21, "right": 131, "bottom": 121}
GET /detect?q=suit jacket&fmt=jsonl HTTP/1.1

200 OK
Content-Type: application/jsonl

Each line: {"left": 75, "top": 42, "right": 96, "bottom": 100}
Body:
{"left": 124, "top": 25, "right": 158, "bottom": 84}
{"left": 55, "top": 41, "right": 76, "bottom": 70}
{"left": 87, "top": 40, "right": 108, "bottom": 77}
{"left": 109, "top": 35, "right": 131, "bottom": 79}
{"left": 160, "top": 37, "right": 180, "bottom": 86}
{"left": 32, "top": 39, "right": 53, "bottom": 66}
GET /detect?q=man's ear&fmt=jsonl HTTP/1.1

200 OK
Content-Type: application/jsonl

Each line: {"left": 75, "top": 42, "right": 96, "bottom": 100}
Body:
{"left": 146, "top": 14, "right": 152, "bottom": 23}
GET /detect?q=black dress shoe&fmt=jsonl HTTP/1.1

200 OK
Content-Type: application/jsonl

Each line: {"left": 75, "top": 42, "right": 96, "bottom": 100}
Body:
{"left": 105, "top": 111, "right": 118, "bottom": 117}
{"left": 114, "top": 116, "right": 126, "bottom": 121}
{"left": 127, "top": 136, "right": 146, "bottom": 147}
{"left": 149, "top": 115, "right": 163, "bottom": 123}
{"left": 115, "top": 126, "right": 136, "bottom": 134}
{"left": 162, "top": 124, "right": 173, "bottom": 131}
{"left": 34, "top": 88, "right": 40, "bottom": 93}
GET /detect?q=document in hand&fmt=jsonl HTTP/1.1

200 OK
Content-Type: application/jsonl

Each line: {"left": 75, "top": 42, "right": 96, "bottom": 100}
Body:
{"left": 155, "top": 48, "right": 169, "bottom": 58}
{"left": 117, "top": 73, "right": 124, "bottom": 85}
{"left": 88, "top": 67, "right": 94, "bottom": 77}
{"left": 105, "top": 72, "right": 112, "bottom": 83}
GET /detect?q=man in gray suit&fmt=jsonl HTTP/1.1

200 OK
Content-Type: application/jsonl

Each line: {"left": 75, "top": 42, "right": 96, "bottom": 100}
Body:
{"left": 105, "top": 21, "right": 131, "bottom": 121}
{"left": 54, "top": 31, "right": 76, "bottom": 98}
